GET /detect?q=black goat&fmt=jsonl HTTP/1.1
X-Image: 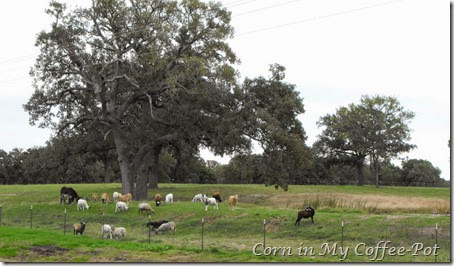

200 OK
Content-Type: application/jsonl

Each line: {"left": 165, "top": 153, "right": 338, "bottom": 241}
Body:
{"left": 60, "top": 186, "right": 80, "bottom": 204}
{"left": 146, "top": 220, "right": 169, "bottom": 230}
{"left": 295, "top": 206, "right": 315, "bottom": 226}
{"left": 212, "top": 192, "right": 222, "bottom": 203}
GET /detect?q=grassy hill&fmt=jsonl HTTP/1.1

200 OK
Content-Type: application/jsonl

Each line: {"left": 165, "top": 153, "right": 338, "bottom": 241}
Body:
{"left": 0, "top": 183, "right": 450, "bottom": 262}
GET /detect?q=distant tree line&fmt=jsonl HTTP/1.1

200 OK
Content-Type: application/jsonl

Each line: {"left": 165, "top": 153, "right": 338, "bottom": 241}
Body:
{"left": 0, "top": 138, "right": 448, "bottom": 188}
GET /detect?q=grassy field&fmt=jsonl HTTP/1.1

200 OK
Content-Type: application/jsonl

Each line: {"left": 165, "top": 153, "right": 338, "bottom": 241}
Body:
{"left": 0, "top": 183, "right": 450, "bottom": 262}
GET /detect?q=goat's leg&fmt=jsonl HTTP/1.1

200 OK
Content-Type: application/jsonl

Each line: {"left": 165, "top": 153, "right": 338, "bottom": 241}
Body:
{"left": 311, "top": 216, "right": 314, "bottom": 224}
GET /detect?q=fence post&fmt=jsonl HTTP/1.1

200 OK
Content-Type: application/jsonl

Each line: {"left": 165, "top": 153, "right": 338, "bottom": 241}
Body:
{"left": 435, "top": 223, "right": 438, "bottom": 262}
{"left": 30, "top": 205, "right": 33, "bottom": 229}
{"left": 263, "top": 219, "right": 266, "bottom": 250}
{"left": 148, "top": 215, "right": 151, "bottom": 244}
{"left": 201, "top": 218, "right": 205, "bottom": 251}
{"left": 0, "top": 205, "right": 2, "bottom": 227}
{"left": 341, "top": 221, "right": 344, "bottom": 251}
{"left": 101, "top": 212, "right": 105, "bottom": 239}
{"left": 64, "top": 209, "right": 67, "bottom": 235}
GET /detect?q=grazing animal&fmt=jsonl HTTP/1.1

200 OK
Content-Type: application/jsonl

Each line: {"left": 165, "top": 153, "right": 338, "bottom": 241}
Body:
{"left": 112, "top": 227, "right": 126, "bottom": 239}
{"left": 73, "top": 222, "right": 86, "bottom": 235}
{"left": 115, "top": 201, "right": 129, "bottom": 212}
{"left": 204, "top": 197, "right": 218, "bottom": 211}
{"left": 228, "top": 195, "right": 239, "bottom": 210}
{"left": 113, "top": 192, "right": 121, "bottom": 202}
{"left": 118, "top": 193, "right": 132, "bottom": 203}
{"left": 146, "top": 220, "right": 169, "bottom": 230}
{"left": 154, "top": 194, "right": 162, "bottom": 206}
{"left": 192, "top": 194, "right": 206, "bottom": 202}
{"left": 77, "top": 199, "right": 90, "bottom": 211}
{"left": 165, "top": 193, "right": 173, "bottom": 203}
{"left": 102, "top": 224, "right": 114, "bottom": 239}
{"left": 101, "top": 193, "right": 110, "bottom": 204}
{"left": 155, "top": 222, "right": 176, "bottom": 234}
{"left": 138, "top": 202, "right": 154, "bottom": 215}
{"left": 60, "top": 186, "right": 80, "bottom": 204}
{"left": 295, "top": 206, "right": 316, "bottom": 226}
{"left": 92, "top": 193, "right": 98, "bottom": 202}
{"left": 212, "top": 192, "right": 222, "bottom": 202}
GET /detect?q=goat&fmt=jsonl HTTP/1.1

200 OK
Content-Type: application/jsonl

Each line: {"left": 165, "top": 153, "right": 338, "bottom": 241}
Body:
{"left": 295, "top": 206, "right": 315, "bottom": 226}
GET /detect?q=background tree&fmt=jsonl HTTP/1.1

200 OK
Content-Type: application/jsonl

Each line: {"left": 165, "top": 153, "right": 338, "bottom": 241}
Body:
{"left": 316, "top": 95, "right": 415, "bottom": 187}
{"left": 401, "top": 159, "right": 445, "bottom": 187}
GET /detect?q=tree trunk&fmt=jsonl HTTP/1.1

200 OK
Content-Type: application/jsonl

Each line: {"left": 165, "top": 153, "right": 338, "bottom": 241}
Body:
{"left": 135, "top": 163, "right": 149, "bottom": 200}
{"left": 112, "top": 129, "right": 132, "bottom": 194}
{"left": 102, "top": 157, "right": 110, "bottom": 183}
{"left": 356, "top": 157, "right": 365, "bottom": 186}
{"left": 148, "top": 147, "right": 161, "bottom": 189}
{"left": 373, "top": 156, "right": 380, "bottom": 188}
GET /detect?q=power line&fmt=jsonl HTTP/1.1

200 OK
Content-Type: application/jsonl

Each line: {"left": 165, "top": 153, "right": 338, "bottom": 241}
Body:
{"left": 233, "top": 0, "right": 304, "bottom": 17}
{"left": 237, "top": 0, "right": 403, "bottom": 36}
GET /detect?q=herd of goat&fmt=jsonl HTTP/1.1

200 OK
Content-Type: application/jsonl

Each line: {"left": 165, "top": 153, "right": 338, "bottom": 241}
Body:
{"left": 60, "top": 186, "right": 315, "bottom": 239}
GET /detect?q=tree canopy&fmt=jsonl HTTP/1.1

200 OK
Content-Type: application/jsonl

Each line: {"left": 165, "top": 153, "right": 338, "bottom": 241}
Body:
{"left": 25, "top": 0, "right": 309, "bottom": 198}
{"left": 316, "top": 95, "right": 415, "bottom": 187}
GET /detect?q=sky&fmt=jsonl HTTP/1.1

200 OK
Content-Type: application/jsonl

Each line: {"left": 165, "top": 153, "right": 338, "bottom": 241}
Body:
{"left": 0, "top": 0, "right": 451, "bottom": 180}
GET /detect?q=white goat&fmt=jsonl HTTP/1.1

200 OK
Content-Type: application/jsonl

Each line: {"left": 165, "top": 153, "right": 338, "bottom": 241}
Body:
{"left": 192, "top": 193, "right": 207, "bottom": 202}
{"left": 102, "top": 224, "right": 114, "bottom": 239}
{"left": 113, "top": 192, "right": 121, "bottom": 202}
{"left": 155, "top": 222, "right": 176, "bottom": 234}
{"left": 204, "top": 197, "right": 218, "bottom": 211}
{"left": 165, "top": 193, "right": 173, "bottom": 203}
{"left": 77, "top": 199, "right": 89, "bottom": 211}
{"left": 115, "top": 201, "right": 128, "bottom": 212}
{"left": 138, "top": 202, "right": 154, "bottom": 214}
{"left": 112, "top": 227, "right": 126, "bottom": 239}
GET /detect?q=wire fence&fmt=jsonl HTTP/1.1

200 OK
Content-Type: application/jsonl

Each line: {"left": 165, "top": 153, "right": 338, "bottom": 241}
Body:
{"left": 0, "top": 203, "right": 450, "bottom": 262}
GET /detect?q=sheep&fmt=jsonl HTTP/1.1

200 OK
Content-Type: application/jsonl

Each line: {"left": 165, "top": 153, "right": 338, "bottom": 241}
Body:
{"left": 295, "top": 206, "right": 316, "bottom": 226}
{"left": 204, "top": 197, "right": 218, "bottom": 211}
{"left": 101, "top": 193, "right": 110, "bottom": 204}
{"left": 146, "top": 220, "right": 169, "bottom": 231}
{"left": 77, "top": 199, "right": 90, "bottom": 211}
{"left": 118, "top": 193, "right": 132, "bottom": 203}
{"left": 73, "top": 222, "right": 86, "bottom": 235}
{"left": 138, "top": 202, "right": 154, "bottom": 215}
{"left": 102, "top": 224, "right": 115, "bottom": 239}
{"left": 154, "top": 194, "right": 161, "bottom": 206}
{"left": 92, "top": 193, "right": 98, "bottom": 202}
{"left": 113, "top": 192, "right": 121, "bottom": 202}
{"left": 112, "top": 227, "right": 126, "bottom": 239}
{"left": 155, "top": 222, "right": 176, "bottom": 234}
{"left": 228, "top": 195, "right": 239, "bottom": 210}
{"left": 212, "top": 192, "right": 222, "bottom": 202}
{"left": 165, "top": 193, "right": 173, "bottom": 203}
{"left": 115, "top": 201, "right": 129, "bottom": 212}
{"left": 192, "top": 194, "right": 206, "bottom": 202}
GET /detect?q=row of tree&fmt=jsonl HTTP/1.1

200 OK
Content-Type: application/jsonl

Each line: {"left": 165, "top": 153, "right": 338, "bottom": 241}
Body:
{"left": 0, "top": 143, "right": 447, "bottom": 187}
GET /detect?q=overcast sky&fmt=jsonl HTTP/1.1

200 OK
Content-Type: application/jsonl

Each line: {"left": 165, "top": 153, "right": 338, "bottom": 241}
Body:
{"left": 0, "top": 0, "right": 450, "bottom": 180}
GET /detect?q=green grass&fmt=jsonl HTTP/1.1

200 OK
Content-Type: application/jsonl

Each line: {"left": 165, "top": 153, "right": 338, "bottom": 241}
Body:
{"left": 0, "top": 183, "right": 450, "bottom": 262}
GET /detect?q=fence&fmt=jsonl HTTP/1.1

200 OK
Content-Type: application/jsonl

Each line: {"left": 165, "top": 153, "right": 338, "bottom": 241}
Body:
{"left": 0, "top": 204, "right": 449, "bottom": 262}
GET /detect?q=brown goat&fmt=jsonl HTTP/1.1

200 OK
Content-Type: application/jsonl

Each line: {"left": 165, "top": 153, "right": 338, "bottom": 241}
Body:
{"left": 154, "top": 194, "right": 161, "bottom": 206}
{"left": 295, "top": 206, "right": 315, "bottom": 226}
{"left": 118, "top": 193, "right": 132, "bottom": 203}
{"left": 228, "top": 195, "right": 238, "bottom": 210}
{"left": 92, "top": 193, "right": 98, "bottom": 202}
{"left": 101, "top": 193, "right": 110, "bottom": 204}
{"left": 73, "top": 222, "right": 86, "bottom": 235}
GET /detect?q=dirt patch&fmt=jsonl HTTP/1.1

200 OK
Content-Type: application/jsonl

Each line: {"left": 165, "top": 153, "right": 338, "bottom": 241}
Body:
{"left": 30, "top": 245, "right": 69, "bottom": 256}
{"left": 266, "top": 193, "right": 450, "bottom": 213}
{"left": 236, "top": 213, "right": 249, "bottom": 218}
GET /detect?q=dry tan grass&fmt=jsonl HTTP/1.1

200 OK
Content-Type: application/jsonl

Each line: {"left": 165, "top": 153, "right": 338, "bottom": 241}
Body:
{"left": 266, "top": 193, "right": 450, "bottom": 214}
